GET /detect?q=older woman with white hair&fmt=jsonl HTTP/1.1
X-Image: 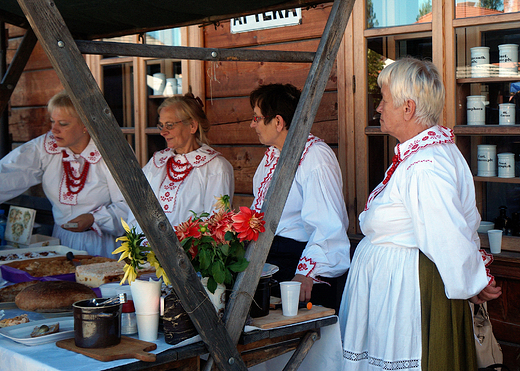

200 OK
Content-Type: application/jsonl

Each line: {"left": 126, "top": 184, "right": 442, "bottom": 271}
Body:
{"left": 338, "top": 57, "right": 502, "bottom": 370}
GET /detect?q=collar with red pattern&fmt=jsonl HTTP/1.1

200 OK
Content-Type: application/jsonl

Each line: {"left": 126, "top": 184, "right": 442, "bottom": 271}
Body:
{"left": 44, "top": 131, "right": 101, "bottom": 164}
{"left": 364, "top": 125, "right": 454, "bottom": 211}
{"left": 252, "top": 134, "right": 323, "bottom": 212}
{"left": 152, "top": 144, "right": 221, "bottom": 169}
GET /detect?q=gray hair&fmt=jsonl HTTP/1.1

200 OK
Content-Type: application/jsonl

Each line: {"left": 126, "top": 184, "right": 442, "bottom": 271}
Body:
{"left": 377, "top": 57, "right": 445, "bottom": 128}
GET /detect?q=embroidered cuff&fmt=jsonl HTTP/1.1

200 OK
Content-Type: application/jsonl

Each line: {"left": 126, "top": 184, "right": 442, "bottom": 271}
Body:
{"left": 296, "top": 257, "right": 317, "bottom": 279}
{"left": 479, "top": 249, "right": 494, "bottom": 267}
{"left": 91, "top": 222, "right": 102, "bottom": 238}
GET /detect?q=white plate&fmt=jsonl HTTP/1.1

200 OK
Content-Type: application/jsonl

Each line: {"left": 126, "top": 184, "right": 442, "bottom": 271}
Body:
{"left": 0, "top": 245, "right": 87, "bottom": 265}
{"left": 0, "top": 317, "right": 74, "bottom": 346}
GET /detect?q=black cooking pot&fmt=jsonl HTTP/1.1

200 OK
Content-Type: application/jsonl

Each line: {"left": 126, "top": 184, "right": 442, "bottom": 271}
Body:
{"left": 250, "top": 276, "right": 277, "bottom": 318}
{"left": 73, "top": 298, "right": 121, "bottom": 348}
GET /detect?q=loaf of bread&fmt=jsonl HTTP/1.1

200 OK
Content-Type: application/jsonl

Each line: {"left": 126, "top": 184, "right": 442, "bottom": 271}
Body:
{"left": 75, "top": 261, "right": 155, "bottom": 287}
{"left": 15, "top": 281, "right": 96, "bottom": 312}
{"left": 0, "top": 281, "right": 39, "bottom": 302}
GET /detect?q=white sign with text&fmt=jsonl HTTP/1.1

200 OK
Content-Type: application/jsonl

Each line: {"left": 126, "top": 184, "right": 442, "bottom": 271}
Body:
{"left": 230, "top": 8, "right": 302, "bottom": 34}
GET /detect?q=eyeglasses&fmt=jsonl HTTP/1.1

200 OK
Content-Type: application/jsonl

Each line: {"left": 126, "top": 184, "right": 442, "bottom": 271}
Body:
{"left": 157, "top": 119, "right": 189, "bottom": 131}
{"left": 252, "top": 115, "right": 272, "bottom": 123}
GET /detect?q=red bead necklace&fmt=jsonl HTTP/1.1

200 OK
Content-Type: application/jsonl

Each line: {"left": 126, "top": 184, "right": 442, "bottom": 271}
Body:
{"left": 62, "top": 150, "right": 90, "bottom": 194}
{"left": 166, "top": 156, "right": 193, "bottom": 182}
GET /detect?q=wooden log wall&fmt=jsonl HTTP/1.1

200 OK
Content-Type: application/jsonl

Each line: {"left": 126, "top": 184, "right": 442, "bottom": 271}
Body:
{"left": 202, "top": 3, "right": 338, "bottom": 208}
{"left": 6, "top": 24, "right": 62, "bottom": 144}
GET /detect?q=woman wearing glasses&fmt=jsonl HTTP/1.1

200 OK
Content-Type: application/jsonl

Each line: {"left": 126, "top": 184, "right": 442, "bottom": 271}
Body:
{"left": 129, "top": 94, "right": 234, "bottom": 230}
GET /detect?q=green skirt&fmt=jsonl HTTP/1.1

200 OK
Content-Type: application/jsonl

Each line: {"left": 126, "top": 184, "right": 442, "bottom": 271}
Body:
{"left": 419, "top": 252, "right": 478, "bottom": 371}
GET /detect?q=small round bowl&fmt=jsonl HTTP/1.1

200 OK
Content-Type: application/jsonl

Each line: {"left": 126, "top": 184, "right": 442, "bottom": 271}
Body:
{"left": 478, "top": 221, "right": 495, "bottom": 233}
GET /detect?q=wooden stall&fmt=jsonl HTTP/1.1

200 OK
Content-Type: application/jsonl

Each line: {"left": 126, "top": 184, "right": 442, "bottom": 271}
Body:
{"left": 0, "top": 0, "right": 354, "bottom": 370}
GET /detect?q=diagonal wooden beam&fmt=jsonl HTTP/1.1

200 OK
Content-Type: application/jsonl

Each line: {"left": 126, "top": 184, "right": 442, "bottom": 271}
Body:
{"left": 15, "top": 0, "right": 246, "bottom": 370}
{"left": 0, "top": 27, "right": 36, "bottom": 116}
{"left": 221, "top": 0, "right": 356, "bottom": 353}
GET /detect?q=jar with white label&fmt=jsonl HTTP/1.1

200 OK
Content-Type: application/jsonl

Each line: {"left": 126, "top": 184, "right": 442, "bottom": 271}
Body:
{"left": 497, "top": 153, "right": 515, "bottom": 178}
{"left": 477, "top": 144, "right": 496, "bottom": 177}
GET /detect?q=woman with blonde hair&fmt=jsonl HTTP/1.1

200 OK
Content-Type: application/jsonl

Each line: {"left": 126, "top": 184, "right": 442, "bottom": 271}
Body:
{"left": 128, "top": 93, "right": 234, "bottom": 230}
{"left": 0, "top": 90, "right": 129, "bottom": 257}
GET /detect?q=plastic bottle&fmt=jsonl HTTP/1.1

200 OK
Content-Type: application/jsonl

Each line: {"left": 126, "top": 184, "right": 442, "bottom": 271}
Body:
{"left": 0, "top": 209, "right": 6, "bottom": 246}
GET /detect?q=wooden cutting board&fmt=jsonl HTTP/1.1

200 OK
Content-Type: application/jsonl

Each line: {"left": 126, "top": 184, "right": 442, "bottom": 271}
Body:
{"left": 56, "top": 336, "right": 157, "bottom": 362}
{"left": 251, "top": 305, "right": 335, "bottom": 330}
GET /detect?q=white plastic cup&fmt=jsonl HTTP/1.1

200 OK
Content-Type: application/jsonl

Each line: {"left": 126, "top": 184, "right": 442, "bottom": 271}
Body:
{"left": 499, "top": 44, "right": 518, "bottom": 77}
{"left": 130, "top": 278, "right": 162, "bottom": 314}
{"left": 499, "top": 103, "right": 516, "bottom": 125}
{"left": 471, "top": 46, "right": 490, "bottom": 78}
{"left": 152, "top": 73, "right": 166, "bottom": 95}
{"left": 467, "top": 95, "right": 488, "bottom": 125}
{"left": 497, "top": 153, "right": 515, "bottom": 178}
{"left": 487, "top": 229, "right": 503, "bottom": 254}
{"left": 280, "top": 281, "right": 301, "bottom": 317}
{"left": 136, "top": 313, "right": 159, "bottom": 341}
{"left": 477, "top": 144, "right": 496, "bottom": 177}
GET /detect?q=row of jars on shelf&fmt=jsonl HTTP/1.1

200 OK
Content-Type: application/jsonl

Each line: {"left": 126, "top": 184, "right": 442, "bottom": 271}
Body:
{"left": 477, "top": 145, "right": 516, "bottom": 178}
{"left": 494, "top": 206, "right": 520, "bottom": 237}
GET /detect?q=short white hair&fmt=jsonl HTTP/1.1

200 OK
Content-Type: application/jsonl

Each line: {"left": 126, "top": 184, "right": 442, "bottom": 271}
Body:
{"left": 377, "top": 57, "right": 445, "bottom": 128}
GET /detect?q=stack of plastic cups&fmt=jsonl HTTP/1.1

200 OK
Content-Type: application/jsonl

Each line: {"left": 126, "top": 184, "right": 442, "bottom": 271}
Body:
{"left": 130, "top": 278, "right": 162, "bottom": 341}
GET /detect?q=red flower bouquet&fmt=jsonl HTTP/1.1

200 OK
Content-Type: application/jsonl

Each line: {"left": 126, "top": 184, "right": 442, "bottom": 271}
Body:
{"left": 175, "top": 195, "right": 265, "bottom": 294}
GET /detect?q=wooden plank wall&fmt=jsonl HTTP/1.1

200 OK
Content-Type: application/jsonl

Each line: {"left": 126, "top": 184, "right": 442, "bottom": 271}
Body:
{"left": 6, "top": 24, "right": 62, "bottom": 144}
{"left": 202, "top": 3, "right": 338, "bottom": 208}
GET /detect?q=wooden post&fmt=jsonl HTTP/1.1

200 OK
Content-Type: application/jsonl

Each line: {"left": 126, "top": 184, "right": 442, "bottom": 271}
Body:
{"left": 204, "top": 1, "right": 357, "bottom": 369}
{"left": 0, "top": 27, "right": 36, "bottom": 117}
{"left": 15, "top": 0, "right": 246, "bottom": 369}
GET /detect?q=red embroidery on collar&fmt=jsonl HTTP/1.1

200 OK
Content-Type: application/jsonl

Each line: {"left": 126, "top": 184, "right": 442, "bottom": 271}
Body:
{"left": 253, "top": 134, "right": 323, "bottom": 212}
{"left": 364, "top": 126, "right": 454, "bottom": 211}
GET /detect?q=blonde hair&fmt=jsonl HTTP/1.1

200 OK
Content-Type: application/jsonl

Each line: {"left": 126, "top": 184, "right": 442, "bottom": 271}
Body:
{"left": 47, "top": 90, "right": 80, "bottom": 118}
{"left": 158, "top": 93, "right": 210, "bottom": 145}
{"left": 377, "top": 57, "right": 445, "bottom": 128}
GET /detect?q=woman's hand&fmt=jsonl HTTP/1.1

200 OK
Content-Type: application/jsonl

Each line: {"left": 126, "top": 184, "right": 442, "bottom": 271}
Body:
{"left": 62, "top": 213, "right": 94, "bottom": 232}
{"left": 293, "top": 274, "right": 313, "bottom": 302}
{"left": 469, "top": 280, "right": 502, "bottom": 304}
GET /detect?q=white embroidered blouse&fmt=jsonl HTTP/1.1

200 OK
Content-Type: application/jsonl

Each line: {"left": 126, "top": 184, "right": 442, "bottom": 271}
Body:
{"left": 129, "top": 144, "right": 234, "bottom": 231}
{"left": 361, "top": 125, "right": 493, "bottom": 298}
{"left": 0, "top": 131, "right": 129, "bottom": 239}
{"left": 252, "top": 134, "right": 351, "bottom": 280}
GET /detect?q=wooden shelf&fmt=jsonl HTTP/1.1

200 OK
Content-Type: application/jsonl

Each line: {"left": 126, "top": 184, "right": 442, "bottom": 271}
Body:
{"left": 457, "top": 76, "right": 520, "bottom": 84}
{"left": 453, "top": 125, "right": 520, "bottom": 136}
{"left": 479, "top": 233, "right": 520, "bottom": 253}
{"left": 474, "top": 176, "right": 520, "bottom": 184}
{"left": 364, "top": 126, "right": 384, "bottom": 135}
{"left": 144, "top": 127, "right": 161, "bottom": 134}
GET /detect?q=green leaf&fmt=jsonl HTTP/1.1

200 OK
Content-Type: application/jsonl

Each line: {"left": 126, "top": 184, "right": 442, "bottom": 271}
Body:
{"left": 199, "top": 249, "right": 211, "bottom": 270}
{"left": 220, "top": 243, "right": 230, "bottom": 256}
{"left": 228, "top": 258, "right": 249, "bottom": 273}
{"left": 211, "top": 261, "right": 226, "bottom": 283}
{"left": 206, "top": 277, "right": 218, "bottom": 294}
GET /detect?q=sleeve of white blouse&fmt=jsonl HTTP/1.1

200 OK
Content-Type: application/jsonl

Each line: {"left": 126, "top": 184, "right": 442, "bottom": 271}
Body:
{"left": 0, "top": 138, "right": 44, "bottom": 203}
{"left": 203, "top": 157, "right": 235, "bottom": 214}
{"left": 90, "top": 161, "right": 130, "bottom": 237}
{"left": 296, "top": 148, "right": 351, "bottom": 279}
{"left": 402, "top": 159, "right": 490, "bottom": 299}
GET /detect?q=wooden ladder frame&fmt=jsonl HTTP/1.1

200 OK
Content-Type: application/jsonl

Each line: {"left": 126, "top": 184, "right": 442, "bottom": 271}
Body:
{"left": 1, "top": 0, "right": 356, "bottom": 369}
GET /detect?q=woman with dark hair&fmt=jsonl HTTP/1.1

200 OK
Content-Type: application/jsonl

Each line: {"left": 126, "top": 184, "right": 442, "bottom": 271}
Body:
{"left": 128, "top": 94, "right": 234, "bottom": 231}
{"left": 249, "top": 83, "right": 350, "bottom": 311}
{"left": 0, "top": 90, "right": 129, "bottom": 257}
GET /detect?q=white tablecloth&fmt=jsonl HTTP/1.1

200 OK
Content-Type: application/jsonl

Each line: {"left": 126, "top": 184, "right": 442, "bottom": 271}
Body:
{"left": 0, "top": 307, "right": 341, "bottom": 371}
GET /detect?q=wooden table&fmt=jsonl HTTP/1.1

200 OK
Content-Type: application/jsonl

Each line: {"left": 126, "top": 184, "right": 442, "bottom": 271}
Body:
{"left": 104, "top": 311, "right": 338, "bottom": 371}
